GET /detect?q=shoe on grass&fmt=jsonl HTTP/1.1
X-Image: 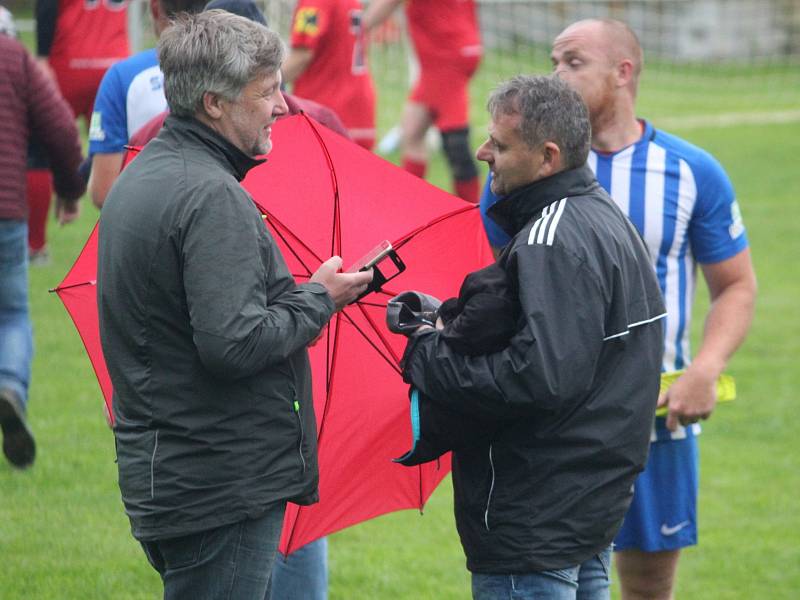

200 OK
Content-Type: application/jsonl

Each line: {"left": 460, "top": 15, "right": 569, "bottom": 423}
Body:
{"left": 28, "top": 247, "right": 50, "bottom": 267}
{"left": 0, "top": 388, "right": 36, "bottom": 469}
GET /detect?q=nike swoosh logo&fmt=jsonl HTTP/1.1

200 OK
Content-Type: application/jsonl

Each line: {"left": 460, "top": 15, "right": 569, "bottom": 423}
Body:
{"left": 660, "top": 521, "right": 690, "bottom": 536}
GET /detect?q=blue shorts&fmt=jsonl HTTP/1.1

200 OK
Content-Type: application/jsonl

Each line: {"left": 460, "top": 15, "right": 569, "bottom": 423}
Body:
{"left": 614, "top": 435, "right": 699, "bottom": 552}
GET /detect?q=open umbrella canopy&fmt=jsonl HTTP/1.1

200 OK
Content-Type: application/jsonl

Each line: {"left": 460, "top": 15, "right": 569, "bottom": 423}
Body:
{"left": 53, "top": 223, "right": 113, "bottom": 424}
{"left": 53, "top": 113, "right": 493, "bottom": 554}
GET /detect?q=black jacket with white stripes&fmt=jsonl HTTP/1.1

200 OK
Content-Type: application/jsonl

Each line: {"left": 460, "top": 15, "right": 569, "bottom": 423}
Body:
{"left": 401, "top": 164, "right": 666, "bottom": 573}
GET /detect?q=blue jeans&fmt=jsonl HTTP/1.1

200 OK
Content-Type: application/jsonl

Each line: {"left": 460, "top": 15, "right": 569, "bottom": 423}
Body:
{"left": 0, "top": 220, "right": 32, "bottom": 408}
{"left": 269, "top": 537, "right": 328, "bottom": 600}
{"left": 472, "top": 546, "right": 612, "bottom": 600}
{"left": 141, "top": 502, "right": 286, "bottom": 600}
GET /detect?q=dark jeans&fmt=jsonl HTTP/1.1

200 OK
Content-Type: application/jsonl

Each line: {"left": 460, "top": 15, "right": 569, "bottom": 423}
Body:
{"left": 141, "top": 502, "right": 286, "bottom": 600}
{"left": 472, "top": 546, "right": 612, "bottom": 600}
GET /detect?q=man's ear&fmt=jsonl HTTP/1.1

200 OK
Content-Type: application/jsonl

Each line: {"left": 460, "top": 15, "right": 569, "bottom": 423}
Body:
{"left": 616, "top": 58, "right": 635, "bottom": 88}
{"left": 539, "top": 141, "right": 562, "bottom": 177}
{"left": 201, "top": 91, "right": 226, "bottom": 121}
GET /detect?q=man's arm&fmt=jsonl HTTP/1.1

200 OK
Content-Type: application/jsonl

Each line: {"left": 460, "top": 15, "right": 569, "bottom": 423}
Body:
{"left": 183, "top": 183, "right": 370, "bottom": 379}
{"left": 88, "top": 63, "right": 130, "bottom": 208}
{"left": 281, "top": 47, "right": 313, "bottom": 84}
{"left": 89, "top": 152, "right": 124, "bottom": 208}
{"left": 361, "top": 0, "right": 404, "bottom": 31}
{"left": 661, "top": 248, "right": 757, "bottom": 430}
{"left": 25, "top": 46, "right": 85, "bottom": 203}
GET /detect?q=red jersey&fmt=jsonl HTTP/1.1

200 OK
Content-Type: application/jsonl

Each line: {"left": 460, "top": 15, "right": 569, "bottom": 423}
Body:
{"left": 406, "top": 0, "right": 482, "bottom": 66}
{"left": 50, "top": 0, "right": 129, "bottom": 71}
{"left": 290, "top": 0, "right": 376, "bottom": 148}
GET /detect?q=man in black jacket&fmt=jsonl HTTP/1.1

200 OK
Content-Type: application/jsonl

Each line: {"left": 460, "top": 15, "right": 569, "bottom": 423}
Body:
{"left": 400, "top": 75, "right": 665, "bottom": 599}
{"left": 97, "top": 11, "right": 372, "bottom": 599}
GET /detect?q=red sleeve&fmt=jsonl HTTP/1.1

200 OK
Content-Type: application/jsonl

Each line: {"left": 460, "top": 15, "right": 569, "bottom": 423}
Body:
{"left": 24, "top": 50, "right": 85, "bottom": 201}
{"left": 290, "top": 0, "right": 330, "bottom": 52}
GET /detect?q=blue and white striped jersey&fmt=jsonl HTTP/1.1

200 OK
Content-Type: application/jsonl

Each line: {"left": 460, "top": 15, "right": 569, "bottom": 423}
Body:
{"left": 479, "top": 120, "right": 749, "bottom": 442}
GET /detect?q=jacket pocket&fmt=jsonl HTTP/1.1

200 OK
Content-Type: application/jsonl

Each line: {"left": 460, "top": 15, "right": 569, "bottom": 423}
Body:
{"left": 115, "top": 428, "right": 159, "bottom": 503}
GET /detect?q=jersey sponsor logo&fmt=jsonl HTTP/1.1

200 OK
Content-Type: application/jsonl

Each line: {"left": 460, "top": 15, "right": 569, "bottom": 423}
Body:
{"left": 294, "top": 7, "right": 320, "bottom": 36}
{"left": 528, "top": 198, "right": 567, "bottom": 246}
{"left": 89, "top": 112, "right": 106, "bottom": 142}
{"left": 660, "top": 520, "right": 690, "bottom": 536}
{"left": 729, "top": 199, "right": 745, "bottom": 239}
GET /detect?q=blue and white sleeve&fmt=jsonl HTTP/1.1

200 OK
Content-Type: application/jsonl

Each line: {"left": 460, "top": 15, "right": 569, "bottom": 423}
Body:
{"left": 688, "top": 152, "right": 749, "bottom": 264}
{"left": 88, "top": 66, "right": 129, "bottom": 156}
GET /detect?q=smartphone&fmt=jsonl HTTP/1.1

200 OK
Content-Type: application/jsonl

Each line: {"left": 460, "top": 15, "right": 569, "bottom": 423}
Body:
{"left": 346, "top": 240, "right": 393, "bottom": 273}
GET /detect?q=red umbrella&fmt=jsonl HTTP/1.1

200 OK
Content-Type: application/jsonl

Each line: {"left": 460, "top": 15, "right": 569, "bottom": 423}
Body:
{"left": 53, "top": 113, "right": 493, "bottom": 554}
{"left": 52, "top": 223, "right": 114, "bottom": 425}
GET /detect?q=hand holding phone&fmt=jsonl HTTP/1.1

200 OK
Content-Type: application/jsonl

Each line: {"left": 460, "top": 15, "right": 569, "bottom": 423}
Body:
{"left": 310, "top": 257, "right": 373, "bottom": 311}
{"left": 345, "top": 240, "right": 406, "bottom": 303}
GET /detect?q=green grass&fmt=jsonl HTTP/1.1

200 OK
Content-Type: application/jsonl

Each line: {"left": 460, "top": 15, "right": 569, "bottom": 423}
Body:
{"left": 3, "top": 29, "right": 800, "bottom": 599}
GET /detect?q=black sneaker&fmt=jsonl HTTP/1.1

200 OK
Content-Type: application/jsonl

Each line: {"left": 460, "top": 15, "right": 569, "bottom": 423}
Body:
{"left": 0, "top": 388, "right": 36, "bottom": 469}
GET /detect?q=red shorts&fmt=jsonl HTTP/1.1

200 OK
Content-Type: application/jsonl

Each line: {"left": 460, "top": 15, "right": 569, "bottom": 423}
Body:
{"left": 51, "top": 63, "right": 107, "bottom": 122}
{"left": 409, "top": 54, "right": 480, "bottom": 132}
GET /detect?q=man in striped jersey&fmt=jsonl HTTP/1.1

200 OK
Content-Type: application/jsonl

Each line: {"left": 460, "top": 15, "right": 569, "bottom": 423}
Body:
{"left": 481, "top": 19, "right": 757, "bottom": 600}
{"left": 402, "top": 74, "right": 665, "bottom": 599}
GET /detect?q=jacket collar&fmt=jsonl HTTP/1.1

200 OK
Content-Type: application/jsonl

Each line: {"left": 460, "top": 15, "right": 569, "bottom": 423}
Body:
{"left": 487, "top": 164, "right": 599, "bottom": 237}
{"left": 163, "top": 114, "right": 265, "bottom": 181}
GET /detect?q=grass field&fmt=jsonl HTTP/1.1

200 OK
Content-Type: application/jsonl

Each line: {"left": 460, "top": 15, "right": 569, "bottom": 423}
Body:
{"left": 3, "top": 22, "right": 800, "bottom": 599}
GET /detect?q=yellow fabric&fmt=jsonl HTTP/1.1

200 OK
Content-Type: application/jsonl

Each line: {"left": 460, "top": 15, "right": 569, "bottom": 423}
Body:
{"left": 655, "top": 371, "right": 736, "bottom": 417}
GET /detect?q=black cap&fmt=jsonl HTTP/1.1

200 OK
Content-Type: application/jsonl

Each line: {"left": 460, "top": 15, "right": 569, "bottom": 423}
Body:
{"left": 204, "top": 0, "right": 268, "bottom": 27}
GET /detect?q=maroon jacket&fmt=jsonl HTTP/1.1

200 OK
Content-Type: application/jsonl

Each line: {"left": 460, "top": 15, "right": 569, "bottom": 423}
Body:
{"left": 0, "top": 35, "right": 85, "bottom": 220}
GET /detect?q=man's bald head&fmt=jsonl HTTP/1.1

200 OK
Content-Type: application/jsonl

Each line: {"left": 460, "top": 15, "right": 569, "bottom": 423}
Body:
{"left": 560, "top": 19, "right": 643, "bottom": 91}
{"left": 551, "top": 19, "right": 645, "bottom": 147}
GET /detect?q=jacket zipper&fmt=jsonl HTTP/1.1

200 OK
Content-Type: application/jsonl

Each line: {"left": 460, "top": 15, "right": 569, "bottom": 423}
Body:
{"left": 150, "top": 429, "right": 159, "bottom": 500}
{"left": 293, "top": 399, "right": 306, "bottom": 473}
{"left": 484, "top": 444, "right": 495, "bottom": 531}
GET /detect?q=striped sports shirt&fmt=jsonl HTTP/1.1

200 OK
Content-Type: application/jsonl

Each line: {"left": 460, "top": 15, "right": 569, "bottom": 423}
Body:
{"left": 479, "top": 120, "right": 749, "bottom": 442}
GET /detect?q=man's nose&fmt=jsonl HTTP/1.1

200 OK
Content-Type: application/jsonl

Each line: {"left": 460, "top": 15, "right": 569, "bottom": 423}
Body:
{"left": 475, "top": 141, "right": 490, "bottom": 162}
{"left": 275, "top": 92, "right": 289, "bottom": 116}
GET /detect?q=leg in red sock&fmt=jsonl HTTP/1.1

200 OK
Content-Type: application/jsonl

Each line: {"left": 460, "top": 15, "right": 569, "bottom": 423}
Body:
{"left": 441, "top": 128, "right": 479, "bottom": 203}
{"left": 26, "top": 168, "right": 53, "bottom": 262}
{"left": 402, "top": 157, "right": 427, "bottom": 180}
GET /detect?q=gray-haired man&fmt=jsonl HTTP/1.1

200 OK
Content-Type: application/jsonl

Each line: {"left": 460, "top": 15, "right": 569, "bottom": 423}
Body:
{"left": 97, "top": 11, "right": 372, "bottom": 598}
{"left": 400, "top": 75, "right": 665, "bottom": 599}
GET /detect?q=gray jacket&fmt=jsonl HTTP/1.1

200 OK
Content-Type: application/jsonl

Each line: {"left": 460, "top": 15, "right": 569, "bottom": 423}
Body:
{"left": 98, "top": 115, "right": 335, "bottom": 541}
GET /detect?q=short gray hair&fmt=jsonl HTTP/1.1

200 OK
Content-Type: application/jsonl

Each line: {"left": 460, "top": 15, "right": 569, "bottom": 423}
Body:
{"left": 487, "top": 75, "right": 591, "bottom": 170}
{"left": 158, "top": 10, "right": 284, "bottom": 117}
